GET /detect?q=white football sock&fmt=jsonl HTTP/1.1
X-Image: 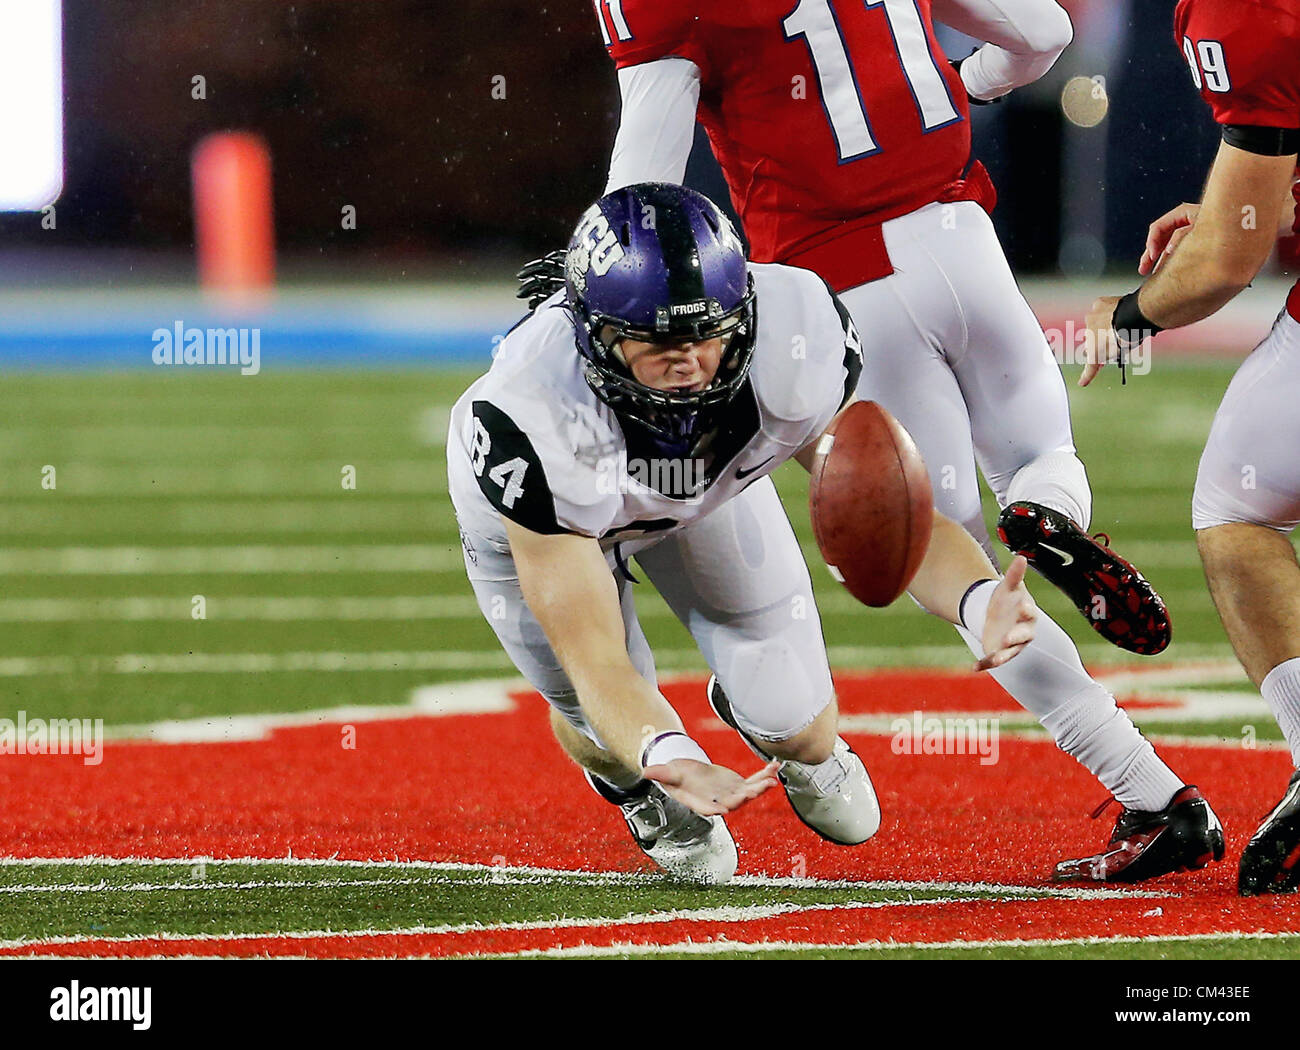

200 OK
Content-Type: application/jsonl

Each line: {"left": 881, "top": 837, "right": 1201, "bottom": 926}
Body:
{"left": 1261, "top": 657, "right": 1300, "bottom": 767}
{"left": 1036, "top": 691, "right": 1184, "bottom": 812}
{"left": 1004, "top": 450, "right": 1093, "bottom": 530}
{"left": 956, "top": 600, "right": 1183, "bottom": 810}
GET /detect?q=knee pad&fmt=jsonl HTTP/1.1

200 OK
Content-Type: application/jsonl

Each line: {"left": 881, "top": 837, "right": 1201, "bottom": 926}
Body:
{"left": 717, "top": 636, "right": 833, "bottom": 743}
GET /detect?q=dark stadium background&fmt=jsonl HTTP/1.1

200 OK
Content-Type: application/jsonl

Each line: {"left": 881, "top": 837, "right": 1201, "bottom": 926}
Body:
{"left": 0, "top": 0, "right": 1223, "bottom": 283}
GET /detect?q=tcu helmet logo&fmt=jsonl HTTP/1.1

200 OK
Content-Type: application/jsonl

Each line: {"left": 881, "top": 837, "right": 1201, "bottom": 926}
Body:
{"left": 567, "top": 206, "right": 626, "bottom": 295}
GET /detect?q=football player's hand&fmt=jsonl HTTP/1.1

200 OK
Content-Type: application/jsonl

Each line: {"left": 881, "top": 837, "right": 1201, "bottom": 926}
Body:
{"left": 515, "top": 249, "right": 567, "bottom": 310}
{"left": 1079, "top": 295, "right": 1122, "bottom": 387}
{"left": 975, "top": 555, "right": 1037, "bottom": 671}
{"left": 643, "top": 758, "right": 780, "bottom": 817}
{"left": 1139, "top": 203, "right": 1199, "bottom": 276}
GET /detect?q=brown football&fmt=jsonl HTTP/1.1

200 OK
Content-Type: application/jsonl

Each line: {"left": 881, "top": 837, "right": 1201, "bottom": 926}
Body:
{"left": 809, "top": 401, "right": 933, "bottom": 607}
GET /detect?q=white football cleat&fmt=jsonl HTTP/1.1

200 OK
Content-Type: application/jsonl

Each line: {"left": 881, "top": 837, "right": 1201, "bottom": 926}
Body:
{"left": 585, "top": 770, "right": 738, "bottom": 885}
{"left": 707, "top": 675, "right": 881, "bottom": 845}
{"left": 779, "top": 739, "right": 881, "bottom": 846}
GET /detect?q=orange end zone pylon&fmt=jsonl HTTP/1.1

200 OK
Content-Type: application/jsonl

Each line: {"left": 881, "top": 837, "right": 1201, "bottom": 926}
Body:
{"left": 191, "top": 131, "right": 275, "bottom": 303}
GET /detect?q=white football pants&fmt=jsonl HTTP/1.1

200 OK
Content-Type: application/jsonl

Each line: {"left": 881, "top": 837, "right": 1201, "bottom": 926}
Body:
{"left": 840, "top": 200, "right": 1092, "bottom": 549}
{"left": 1193, "top": 308, "right": 1300, "bottom": 533}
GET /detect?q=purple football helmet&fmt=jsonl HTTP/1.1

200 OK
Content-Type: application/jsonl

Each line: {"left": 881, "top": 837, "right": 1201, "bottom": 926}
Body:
{"left": 564, "top": 183, "right": 757, "bottom": 455}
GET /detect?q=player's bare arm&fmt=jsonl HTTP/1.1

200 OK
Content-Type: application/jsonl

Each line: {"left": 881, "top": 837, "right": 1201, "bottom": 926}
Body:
{"left": 1082, "top": 141, "right": 1298, "bottom": 386}
{"left": 503, "top": 516, "right": 778, "bottom": 817}
{"left": 795, "top": 417, "right": 1037, "bottom": 671}
{"left": 1140, "top": 176, "right": 1299, "bottom": 276}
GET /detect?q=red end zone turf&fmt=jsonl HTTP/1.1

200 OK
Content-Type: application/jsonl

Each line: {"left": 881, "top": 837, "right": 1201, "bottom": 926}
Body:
{"left": 0, "top": 670, "right": 1295, "bottom": 957}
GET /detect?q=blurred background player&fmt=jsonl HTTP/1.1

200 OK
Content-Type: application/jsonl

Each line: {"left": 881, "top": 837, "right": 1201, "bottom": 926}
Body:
{"left": 1083, "top": 0, "right": 1300, "bottom": 894}
{"left": 517, "top": 0, "right": 1222, "bottom": 882}
{"left": 453, "top": 182, "right": 1040, "bottom": 883}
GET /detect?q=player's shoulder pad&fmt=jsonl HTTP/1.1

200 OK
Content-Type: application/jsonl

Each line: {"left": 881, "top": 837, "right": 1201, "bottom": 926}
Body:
{"left": 468, "top": 400, "right": 564, "bottom": 535}
{"left": 596, "top": 0, "right": 704, "bottom": 72}
{"left": 749, "top": 262, "right": 864, "bottom": 421}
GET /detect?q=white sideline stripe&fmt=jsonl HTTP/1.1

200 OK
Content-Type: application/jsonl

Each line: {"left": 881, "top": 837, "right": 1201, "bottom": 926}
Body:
{"left": 0, "top": 877, "right": 463, "bottom": 894}
{"left": 0, "top": 898, "right": 971, "bottom": 950}
{"left": 467, "top": 930, "right": 1300, "bottom": 960}
{"left": 0, "top": 544, "right": 462, "bottom": 575}
{"left": 16, "top": 889, "right": 1182, "bottom": 952}
{"left": 0, "top": 856, "right": 1168, "bottom": 900}
{"left": 13, "top": 954, "right": 320, "bottom": 961}
{"left": 109, "top": 679, "right": 516, "bottom": 742}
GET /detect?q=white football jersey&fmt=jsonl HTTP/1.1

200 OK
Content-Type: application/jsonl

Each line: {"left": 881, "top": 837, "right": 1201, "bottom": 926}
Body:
{"left": 447, "top": 262, "right": 862, "bottom": 557}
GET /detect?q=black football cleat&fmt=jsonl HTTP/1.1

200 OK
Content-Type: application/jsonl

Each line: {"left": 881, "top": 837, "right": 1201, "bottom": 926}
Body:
{"left": 1053, "top": 786, "right": 1225, "bottom": 884}
{"left": 996, "top": 501, "right": 1171, "bottom": 655}
{"left": 1238, "top": 770, "right": 1300, "bottom": 896}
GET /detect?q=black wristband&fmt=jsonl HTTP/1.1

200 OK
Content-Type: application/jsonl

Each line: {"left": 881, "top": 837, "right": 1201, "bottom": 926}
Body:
{"left": 1111, "top": 290, "right": 1163, "bottom": 348}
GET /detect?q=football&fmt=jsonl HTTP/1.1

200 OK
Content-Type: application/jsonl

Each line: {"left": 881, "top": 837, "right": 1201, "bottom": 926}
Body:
{"left": 809, "top": 401, "right": 933, "bottom": 607}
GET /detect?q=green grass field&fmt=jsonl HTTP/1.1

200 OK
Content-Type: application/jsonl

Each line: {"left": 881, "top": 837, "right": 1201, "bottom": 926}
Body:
{"left": 1, "top": 359, "right": 1292, "bottom": 960}
{"left": 0, "top": 360, "right": 1249, "bottom": 728}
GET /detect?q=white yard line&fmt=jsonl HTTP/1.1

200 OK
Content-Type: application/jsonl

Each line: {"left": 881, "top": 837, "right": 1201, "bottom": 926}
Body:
{"left": 0, "top": 502, "right": 444, "bottom": 536}
{"left": 0, "top": 643, "right": 1241, "bottom": 679}
{"left": 0, "top": 541, "right": 1199, "bottom": 576}
{"left": 107, "top": 679, "right": 517, "bottom": 741}
{"left": 0, "top": 592, "right": 889, "bottom": 623}
{"left": 0, "top": 877, "right": 459, "bottom": 894}
{"left": 1093, "top": 661, "right": 1250, "bottom": 690}
{"left": 0, "top": 595, "right": 481, "bottom": 622}
{"left": 0, "top": 544, "right": 462, "bottom": 575}
{"left": 5, "top": 461, "right": 444, "bottom": 496}
{"left": 0, "top": 650, "right": 518, "bottom": 678}
{"left": 0, "top": 589, "right": 1226, "bottom": 621}
{"left": 0, "top": 856, "right": 1168, "bottom": 899}
{"left": 0, "top": 645, "right": 1035, "bottom": 679}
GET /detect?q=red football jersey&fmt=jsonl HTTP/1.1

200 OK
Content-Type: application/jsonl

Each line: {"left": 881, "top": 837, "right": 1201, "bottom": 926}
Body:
{"left": 1173, "top": 0, "right": 1300, "bottom": 318}
{"left": 594, "top": 0, "right": 993, "bottom": 291}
